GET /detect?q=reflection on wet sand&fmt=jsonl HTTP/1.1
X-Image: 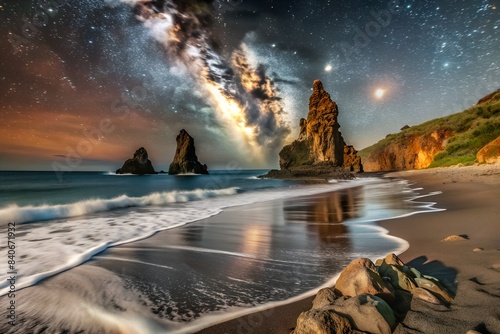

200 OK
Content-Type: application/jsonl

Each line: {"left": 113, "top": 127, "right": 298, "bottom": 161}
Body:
{"left": 284, "top": 187, "right": 362, "bottom": 243}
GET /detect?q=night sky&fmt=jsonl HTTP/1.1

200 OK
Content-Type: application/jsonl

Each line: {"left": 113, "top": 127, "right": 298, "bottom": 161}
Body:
{"left": 0, "top": 0, "right": 498, "bottom": 171}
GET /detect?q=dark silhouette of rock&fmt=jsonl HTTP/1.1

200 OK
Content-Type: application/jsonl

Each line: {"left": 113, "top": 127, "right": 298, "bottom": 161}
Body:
{"left": 116, "top": 147, "right": 156, "bottom": 175}
{"left": 262, "top": 80, "right": 362, "bottom": 180}
{"left": 401, "top": 125, "right": 410, "bottom": 131}
{"left": 168, "top": 129, "right": 209, "bottom": 175}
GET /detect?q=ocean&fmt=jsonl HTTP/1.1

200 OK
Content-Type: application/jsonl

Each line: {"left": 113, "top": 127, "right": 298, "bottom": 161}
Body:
{"left": 0, "top": 170, "right": 442, "bottom": 333}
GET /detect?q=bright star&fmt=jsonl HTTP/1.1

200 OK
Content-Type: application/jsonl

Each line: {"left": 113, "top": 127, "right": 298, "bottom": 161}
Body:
{"left": 375, "top": 88, "right": 385, "bottom": 99}
{"left": 325, "top": 64, "right": 332, "bottom": 72}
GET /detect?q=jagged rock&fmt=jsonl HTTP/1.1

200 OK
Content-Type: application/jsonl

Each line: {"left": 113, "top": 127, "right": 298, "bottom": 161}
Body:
{"left": 264, "top": 80, "right": 362, "bottom": 179}
{"left": 362, "top": 128, "right": 454, "bottom": 171}
{"left": 476, "top": 136, "right": 500, "bottom": 164}
{"left": 279, "top": 80, "right": 356, "bottom": 169}
{"left": 294, "top": 308, "right": 361, "bottom": 334}
{"left": 168, "top": 129, "right": 209, "bottom": 175}
{"left": 335, "top": 258, "right": 394, "bottom": 302}
{"left": 261, "top": 162, "right": 354, "bottom": 181}
{"left": 343, "top": 145, "right": 363, "bottom": 172}
{"left": 379, "top": 264, "right": 417, "bottom": 292}
{"left": 116, "top": 147, "right": 156, "bottom": 175}
{"left": 312, "top": 288, "right": 340, "bottom": 310}
{"left": 327, "top": 294, "right": 396, "bottom": 334}
{"left": 383, "top": 253, "right": 405, "bottom": 267}
{"left": 414, "top": 277, "right": 453, "bottom": 303}
{"left": 411, "top": 287, "right": 442, "bottom": 305}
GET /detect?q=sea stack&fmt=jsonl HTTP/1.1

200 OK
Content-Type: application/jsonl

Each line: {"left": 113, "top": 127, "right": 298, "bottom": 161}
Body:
{"left": 263, "top": 80, "right": 362, "bottom": 179}
{"left": 168, "top": 129, "right": 209, "bottom": 175}
{"left": 116, "top": 147, "right": 156, "bottom": 175}
{"left": 280, "top": 80, "right": 345, "bottom": 168}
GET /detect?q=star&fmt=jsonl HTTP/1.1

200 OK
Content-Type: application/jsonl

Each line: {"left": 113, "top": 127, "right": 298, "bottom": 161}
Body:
{"left": 375, "top": 88, "right": 385, "bottom": 99}
{"left": 324, "top": 64, "right": 332, "bottom": 72}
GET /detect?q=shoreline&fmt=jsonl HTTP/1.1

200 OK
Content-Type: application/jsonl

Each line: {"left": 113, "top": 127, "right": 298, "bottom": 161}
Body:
{"left": 0, "top": 175, "right": 419, "bottom": 333}
{"left": 197, "top": 163, "right": 500, "bottom": 334}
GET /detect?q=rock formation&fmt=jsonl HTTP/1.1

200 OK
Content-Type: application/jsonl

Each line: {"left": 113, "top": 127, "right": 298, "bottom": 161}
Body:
{"left": 360, "top": 89, "right": 500, "bottom": 171}
{"left": 168, "top": 129, "right": 209, "bottom": 175}
{"left": 280, "top": 80, "right": 345, "bottom": 168}
{"left": 293, "top": 253, "right": 454, "bottom": 334}
{"left": 477, "top": 88, "right": 500, "bottom": 105}
{"left": 476, "top": 136, "right": 500, "bottom": 164}
{"left": 116, "top": 147, "right": 156, "bottom": 175}
{"left": 361, "top": 129, "right": 454, "bottom": 172}
{"left": 263, "top": 80, "right": 362, "bottom": 179}
{"left": 343, "top": 145, "right": 363, "bottom": 172}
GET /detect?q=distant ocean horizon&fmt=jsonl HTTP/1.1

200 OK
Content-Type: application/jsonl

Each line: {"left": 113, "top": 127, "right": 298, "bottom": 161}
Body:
{"left": 0, "top": 170, "right": 443, "bottom": 332}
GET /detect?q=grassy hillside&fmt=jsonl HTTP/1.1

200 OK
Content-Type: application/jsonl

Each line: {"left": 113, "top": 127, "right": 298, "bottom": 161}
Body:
{"left": 359, "top": 90, "right": 500, "bottom": 168}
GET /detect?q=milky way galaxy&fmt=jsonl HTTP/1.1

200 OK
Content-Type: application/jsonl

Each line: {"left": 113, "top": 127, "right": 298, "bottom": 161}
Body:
{"left": 120, "top": 0, "right": 290, "bottom": 163}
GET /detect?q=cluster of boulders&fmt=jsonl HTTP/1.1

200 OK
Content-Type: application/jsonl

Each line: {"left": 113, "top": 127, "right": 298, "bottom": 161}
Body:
{"left": 293, "top": 253, "right": 453, "bottom": 334}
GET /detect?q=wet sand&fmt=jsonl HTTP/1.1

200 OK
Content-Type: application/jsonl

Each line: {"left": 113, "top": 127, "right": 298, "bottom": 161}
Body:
{"left": 198, "top": 163, "right": 500, "bottom": 334}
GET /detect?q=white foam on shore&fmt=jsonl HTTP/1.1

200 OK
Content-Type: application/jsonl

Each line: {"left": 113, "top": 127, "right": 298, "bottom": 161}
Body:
{"left": 0, "top": 187, "right": 240, "bottom": 225}
{"left": 0, "top": 179, "right": 381, "bottom": 297}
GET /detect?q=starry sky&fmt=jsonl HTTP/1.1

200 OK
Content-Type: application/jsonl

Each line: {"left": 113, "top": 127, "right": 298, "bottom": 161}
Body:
{"left": 0, "top": 0, "right": 498, "bottom": 171}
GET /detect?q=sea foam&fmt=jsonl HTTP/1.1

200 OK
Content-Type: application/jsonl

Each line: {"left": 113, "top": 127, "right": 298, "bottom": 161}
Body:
{"left": 0, "top": 187, "right": 240, "bottom": 225}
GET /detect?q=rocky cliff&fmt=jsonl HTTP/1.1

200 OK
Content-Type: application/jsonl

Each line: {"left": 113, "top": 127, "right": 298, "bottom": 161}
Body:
{"left": 280, "top": 80, "right": 345, "bottom": 168}
{"left": 168, "top": 129, "right": 209, "bottom": 175}
{"left": 263, "top": 80, "right": 362, "bottom": 179}
{"left": 116, "top": 147, "right": 156, "bottom": 175}
{"left": 360, "top": 89, "right": 500, "bottom": 171}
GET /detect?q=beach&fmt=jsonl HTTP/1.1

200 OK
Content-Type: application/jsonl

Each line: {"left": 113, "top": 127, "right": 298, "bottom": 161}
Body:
{"left": 198, "top": 163, "right": 500, "bottom": 334}
{"left": 1, "top": 164, "right": 499, "bottom": 333}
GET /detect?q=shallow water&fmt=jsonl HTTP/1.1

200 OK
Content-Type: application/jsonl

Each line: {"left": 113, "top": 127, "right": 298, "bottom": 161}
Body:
{"left": 0, "top": 174, "right": 442, "bottom": 333}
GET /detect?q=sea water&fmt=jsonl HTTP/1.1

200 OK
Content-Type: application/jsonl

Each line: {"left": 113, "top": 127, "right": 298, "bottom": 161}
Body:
{"left": 0, "top": 170, "right": 442, "bottom": 332}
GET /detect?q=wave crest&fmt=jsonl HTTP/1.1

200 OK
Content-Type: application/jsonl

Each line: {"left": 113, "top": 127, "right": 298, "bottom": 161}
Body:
{"left": 0, "top": 187, "right": 240, "bottom": 224}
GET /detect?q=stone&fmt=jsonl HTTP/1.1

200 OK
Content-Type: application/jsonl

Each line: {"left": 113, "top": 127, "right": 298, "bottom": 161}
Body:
{"left": 116, "top": 147, "right": 156, "bottom": 175}
{"left": 384, "top": 253, "right": 405, "bottom": 266}
{"left": 414, "top": 277, "right": 453, "bottom": 302}
{"left": 335, "top": 258, "right": 394, "bottom": 302}
{"left": 266, "top": 80, "right": 361, "bottom": 180}
{"left": 312, "top": 288, "right": 339, "bottom": 310}
{"left": 442, "top": 234, "right": 468, "bottom": 242}
{"left": 476, "top": 136, "right": 500, "bottom": 164}
{"left": 294, "top": 308, "right": 360, "bottom": 334}
{"left": 168, "top": 129, "right": 209, "bottom": 175}
{"left": 473, "top": 247, "right": 484, "bottom": 252}
{"left": 411, "top": 287, "right": 442, "bottom": 305}
{"left": 343, "top": 145, "right": 363, "bottom": 172}
{"left": 360, "top": 128, "right": 454, "bottom": 172}
{"left": 328, "top": 294, "right": 396, "bottom": 334}
{"left": 466, "top": 330, "right": 482, "bottom": 334}
{"left": 400, "top": 125, "right": 410, "bottom": 131}
{"left": 379, "top": 264, "right": 417, "bottom": 292}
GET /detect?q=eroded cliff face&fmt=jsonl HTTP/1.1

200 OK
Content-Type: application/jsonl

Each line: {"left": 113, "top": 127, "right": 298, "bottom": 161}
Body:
{"left": 279, "top": 80, "right": 359, "bottom": 170}
{"left": 362, "top": 129, "right": 453, "bottom": 172}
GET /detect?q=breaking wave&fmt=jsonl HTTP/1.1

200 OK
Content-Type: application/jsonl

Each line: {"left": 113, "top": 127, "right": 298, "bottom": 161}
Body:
{"left": 0, "top": 187, "right": 240, "bottom": 225}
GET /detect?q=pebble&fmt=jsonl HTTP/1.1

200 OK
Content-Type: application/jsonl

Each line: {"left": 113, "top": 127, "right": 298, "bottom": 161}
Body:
{"left": 473, "top": 248, "right": 484, "bottom": 252}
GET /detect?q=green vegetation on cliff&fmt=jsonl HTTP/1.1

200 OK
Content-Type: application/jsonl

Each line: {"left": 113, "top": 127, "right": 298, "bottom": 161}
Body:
{"left": 359, "top": 90, "right": 500, "bottom": 169}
